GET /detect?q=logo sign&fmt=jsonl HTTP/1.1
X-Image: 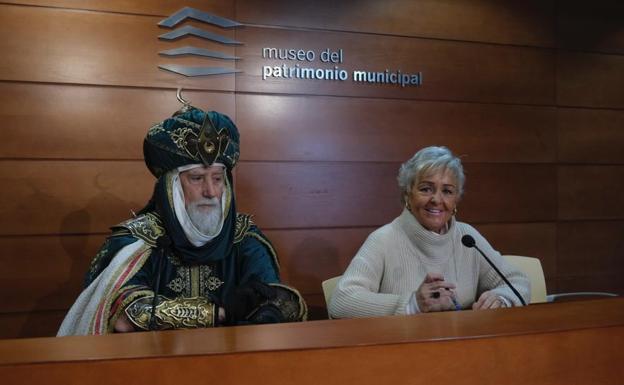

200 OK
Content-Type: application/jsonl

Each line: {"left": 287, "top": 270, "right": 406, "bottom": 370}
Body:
{"left": 157, "top": 7, "right": 422, "bottom": 87}
{"left": 158, "top": 7, "right": 243, "bottom": 77}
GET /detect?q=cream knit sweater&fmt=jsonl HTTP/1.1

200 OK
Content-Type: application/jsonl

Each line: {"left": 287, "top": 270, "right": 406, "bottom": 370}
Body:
{"left": 328, "top": 209, "right": 530, "bottom": 318}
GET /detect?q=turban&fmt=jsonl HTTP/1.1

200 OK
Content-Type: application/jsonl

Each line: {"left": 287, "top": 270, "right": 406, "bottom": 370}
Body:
{"left": 143, "top": 106, "right": 240, "bottom": 178}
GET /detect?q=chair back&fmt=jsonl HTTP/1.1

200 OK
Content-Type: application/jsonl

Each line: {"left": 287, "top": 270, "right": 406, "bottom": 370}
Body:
{"left": 322, "top": 276, "right": 342, "bottom": 317}
{"left": 502, "top": 255, "right": 547, "bottom": 304}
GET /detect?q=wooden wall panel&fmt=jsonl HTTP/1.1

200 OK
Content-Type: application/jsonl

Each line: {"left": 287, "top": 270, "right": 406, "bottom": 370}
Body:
{"left": 457, "top": 164, "right": 557, "bottom": 223}
{"left": 237, "top": 94, "right": 556, "bottom": 163}
{"left": 557, "top": 221, "right": 624, "bottom": 279}
{"left": 237, "top": 0, "right": 555, "bottom": 47}
{"left": 0, "top": 160, "right": 153, "bottom": 235}
{"left": 0, "top": 235, "right": 103, "bottom": 313}
{"left": 557, "top": 52, "right": 624, "bottom": 108}
{"left": 0, "top": 5, "right": 235, "bottom": 90}
{"left": 558, "top": 108, "right": 624, "bottom": 164}
{"left": 0, "top": 310, "right": 66, "bottom": 339}
{"left": 558, "top": 166, "right": 624, "bottom": 220}
{"left": 3, "top": 1, "right": 556, "bottom": 47}
{"left": 0, "top": 83, "right": 234, "bottom": 160}
{"left": 0, "top": 84, "right": 555, "bottom": 163}
{"left": 235, "top": 162, "right": 402, "bottom": 229}
{"left": 556, "top": 275, "right": 623, "bottom": 296}
{"left": 558, "top": 0, "right": 624, "bottom": 54}
{"left": 235, "top": 27, "right": 555, "bottom": 104}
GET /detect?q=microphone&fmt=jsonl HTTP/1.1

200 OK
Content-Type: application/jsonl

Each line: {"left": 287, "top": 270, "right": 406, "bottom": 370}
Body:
{"left": 461, "top": 234, "right": 527, "bottom": 306}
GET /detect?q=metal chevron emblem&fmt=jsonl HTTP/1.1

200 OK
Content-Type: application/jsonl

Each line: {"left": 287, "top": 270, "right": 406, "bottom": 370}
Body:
{"left": 158, "top": 7, "right": 242, "bottom": 28}
{"left": 159, "top": 46, "right": 240, "bottom": 60}
{"left": 159, "top": 65, "right": 241, "bottom": 77}
{"left": 158, "top": 7, "right": 243, "bottom": 77}
{"left": 158, "top": 26, "right": 242, "bottom": 45}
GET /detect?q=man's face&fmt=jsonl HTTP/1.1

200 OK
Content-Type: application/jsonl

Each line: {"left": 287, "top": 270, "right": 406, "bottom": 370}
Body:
{"left": 179, "top": 165, "right": 225, "bottom": 209}
{"left": 179, "top": 165, "right": 226, "bottom": 235}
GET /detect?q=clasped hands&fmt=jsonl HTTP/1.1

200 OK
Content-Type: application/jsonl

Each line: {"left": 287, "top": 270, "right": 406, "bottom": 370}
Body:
{"left": 415, "top": 273, "right": 505, "bottom": 312}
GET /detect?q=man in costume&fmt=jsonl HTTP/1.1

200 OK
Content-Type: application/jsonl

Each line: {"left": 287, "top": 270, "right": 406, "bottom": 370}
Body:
{"left": 58, "top": 102, "right": 306, "bottom": 336}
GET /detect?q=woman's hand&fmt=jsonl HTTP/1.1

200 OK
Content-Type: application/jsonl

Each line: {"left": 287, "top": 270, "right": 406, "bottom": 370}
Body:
{"left": 472, "top": 290, "right": 505, "bottom": 310}
{"left": 416, "top": 273, "right": 457, "bottom": 312}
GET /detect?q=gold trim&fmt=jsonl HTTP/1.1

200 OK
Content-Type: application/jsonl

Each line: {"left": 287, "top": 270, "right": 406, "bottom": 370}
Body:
{"left": 234, "top": 213, "right": 254, "bottom": 243}
{"left": 114, "top": 213, "right": 165, "bottom": 248}
{"left": 191, "top": 265, "right": 199, "bottom": 297}
{"left": 270, "top": 283, "right": 308, "bottom": 321}
{"left": 125, "top": 296, "right": 216, "bottom": 330}
{"left": 108, "top": 287, "right": 153, "bottom": 331}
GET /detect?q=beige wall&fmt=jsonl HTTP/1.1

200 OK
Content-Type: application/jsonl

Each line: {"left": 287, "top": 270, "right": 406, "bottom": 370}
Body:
{"left": 0, "top": 0, "right": 622, "bottom": 338}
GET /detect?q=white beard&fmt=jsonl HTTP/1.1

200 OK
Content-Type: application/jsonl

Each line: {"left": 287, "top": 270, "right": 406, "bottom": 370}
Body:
{"left": 186, "top": 197, "right": 223, "bottom": 236}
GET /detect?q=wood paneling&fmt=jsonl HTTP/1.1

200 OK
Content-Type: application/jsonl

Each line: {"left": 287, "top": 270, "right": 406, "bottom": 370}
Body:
{"left": 0, "top": 310, "right": 66, "bottom": 339}
{"left": 557, "top": 221, "right": 624, "bottom": 277}
{"left": 558, "top": 107, "right": 624, "bottom": 164}
{"left": 237, "top": 0, "right": 555, "bottom": 47}
{"left": 556, "top": 275, "right": 623, "bottom": 295}
{"left": 0, "top": 83, "right": 235, "bottom": 160}
{"left": 558, "top": 0, "right": 624, "bottom": 54}
{"left": 0, "top": 5, "right": 235, "bottom": 90}
{"left": 0, "top": 235, "right": 103, "bottom": 313}
{"left": 558, "top": 166, "right": 624, "bottom": 220}
{"left": 557, "top": 52, "right": 624, "bottom": 109}
{"left": 0, "top": 84, "right": 556, "bottom": 162}
{"left": 237, "top": 94, "right": 556, "bottom": 163}
{"left": 2, "top": 1, "right": 557, "bottom": 48}
{"left": 0, "top": 160, "right": 153, "bottom": 235}
{"left": 457, "top": 164, "right": 557, "bottom": 223}
{"left": 235, "top": 27, "right": 555, "bottom": 103}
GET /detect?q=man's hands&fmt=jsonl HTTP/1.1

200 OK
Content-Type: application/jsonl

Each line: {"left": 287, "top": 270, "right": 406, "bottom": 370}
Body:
{"left": 223, "top": 280, "right": 277, "bottom": 324}
{"left": 415, "top": 273, "right": 457, "bottom": 312}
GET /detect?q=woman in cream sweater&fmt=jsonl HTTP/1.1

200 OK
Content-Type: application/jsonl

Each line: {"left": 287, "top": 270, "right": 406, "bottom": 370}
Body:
{"left": 329, "top": 146, "right": 530, "bottom": 318}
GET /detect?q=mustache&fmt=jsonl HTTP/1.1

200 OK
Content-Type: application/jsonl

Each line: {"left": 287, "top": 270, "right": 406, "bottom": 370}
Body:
{"left": 190, "top": 197, "right": 220, "bottom": 207}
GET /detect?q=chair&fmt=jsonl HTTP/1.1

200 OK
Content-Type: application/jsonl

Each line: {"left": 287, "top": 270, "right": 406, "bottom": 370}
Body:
{"left": 322, "top": 276, "right": 342, "bottom": 318}
{"left": 503, "top": 255, "right": 618, "bottom": 303}
{"left": 502, "top": 255, "right": 548, "bottom": 303}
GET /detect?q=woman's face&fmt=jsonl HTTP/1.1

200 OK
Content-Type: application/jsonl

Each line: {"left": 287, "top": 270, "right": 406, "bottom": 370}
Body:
{"left": 407, "top": 168, "right": 460, "bottom": 233}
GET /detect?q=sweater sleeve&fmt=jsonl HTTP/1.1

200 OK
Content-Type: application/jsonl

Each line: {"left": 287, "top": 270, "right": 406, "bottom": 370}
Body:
{"left": 470, "top": 228, "right": 531, "bottom": 306}
{"left": 328, "top": 231, "right": 413, "bottom": 318}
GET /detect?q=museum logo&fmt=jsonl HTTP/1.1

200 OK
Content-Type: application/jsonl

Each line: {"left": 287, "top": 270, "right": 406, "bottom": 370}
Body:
{"left": 158, "top": 7, "right": 243, "bottom": 77}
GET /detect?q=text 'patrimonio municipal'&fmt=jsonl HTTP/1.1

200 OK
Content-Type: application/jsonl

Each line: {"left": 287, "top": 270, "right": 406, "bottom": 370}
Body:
{"left": 261, "top": 47, "right": 422, "bottom": 87}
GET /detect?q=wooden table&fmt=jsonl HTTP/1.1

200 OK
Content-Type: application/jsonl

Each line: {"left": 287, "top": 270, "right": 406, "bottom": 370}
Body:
{"left": 1, "top": 298, "right": 623, "bottom": 385}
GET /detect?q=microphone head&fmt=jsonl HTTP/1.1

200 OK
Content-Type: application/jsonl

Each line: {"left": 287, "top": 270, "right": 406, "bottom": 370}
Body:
{"left": 461, "top": 234, "right": 476, "bottom": 248}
